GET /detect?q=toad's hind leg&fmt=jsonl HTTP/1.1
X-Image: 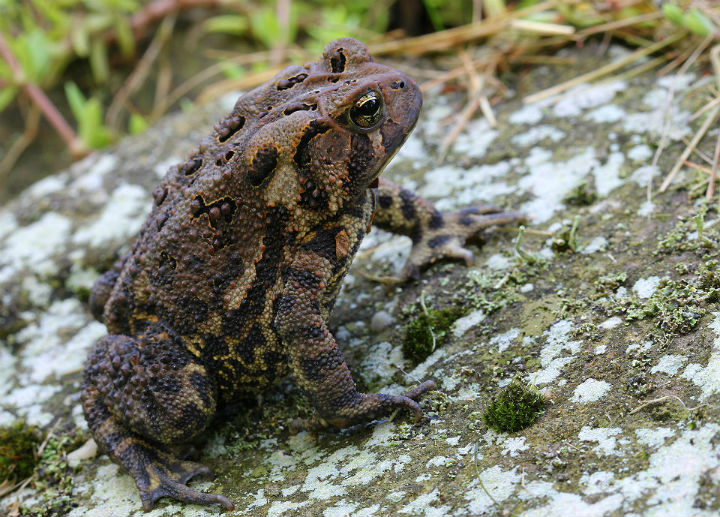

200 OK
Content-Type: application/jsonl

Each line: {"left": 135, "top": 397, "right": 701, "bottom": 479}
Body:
{"left": 81, "top": 331, "right": 233, "bottom": 511}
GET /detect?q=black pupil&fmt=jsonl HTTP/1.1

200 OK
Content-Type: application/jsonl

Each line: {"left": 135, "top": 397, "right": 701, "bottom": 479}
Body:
{"left": 357, "top": 97, "right": 379, "bottom": 115}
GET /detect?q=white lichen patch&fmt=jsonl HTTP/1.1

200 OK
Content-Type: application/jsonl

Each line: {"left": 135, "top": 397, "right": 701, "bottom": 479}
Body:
{"left": 510, "top": 125, "right": 565, "bottom": 147}
{"left": 593, "top": 151, "right": 625, "bottom": 197}
{"left": 15, "top": 298, "right": 98, "bottom": 383}
{"left": 585, "top": 104, "right": 626, "bottom": 123}
{"left": 682, "top": 312, "right": 720, "bottom": 400}
{"left": 599, "top": 316, "right": 622, "bottom": 329}
{"left": 628, "top": 143, "right": 653, "bottom": 162}
{"left": 650, "top": 354, "right": 687, "bottom": 376}
{"left": 452, "top": 309, "right": 486, "bottom": 338}
{"left": 578, "top": 426, "right": 622, "bottom": 456}
{"left": 635, "top": 427, "right": 675, "bottom": 448}
{"left": 501, "top": 437, "right": 528, "bottom": 457}
{"left": 529, "top": 319, "right": 582, "bottom": 385}
{"left": 0, "top": 346, "right": 17, "bottom": 399}
{"left": 452, "top": 118, "right": 498, "bottom": 159}
{"left": 551, "top": 81, "right": 627, "bottom": 118}
{"left": 508, "top": 104, "right": 544, "bottom": 125}
{"left": 3, "top": 383, "right": 62, "bottom": 426}
{"left": 73, "top": 183, "right": 151, "bottom": 248}
{"left": 418, "top": 162, "right": 514, "bottom": 212}
{"left": 0, "top": 212, "right": 73, "bottom": 282}
{"left": 519, "top": 146, "right": 596, "bottom": 223}
{"left": 359, "top": 341, "right": 406, "bottom": 386}
{"left": 463, "top": 466, "right": 520, "bottom": 515}
{"left": 581, "top": 236, "right": 608, "bottom": 254}
{"left": 632, "top": 276, "right": 661, "bottom": 298}
{"left": 0, "top": 209, "right": 18, "bottom": 241}
{"left": 571, "top": 378, "right": 611, "bottom": 403}
{"left": 488, "top": 328, "right": 521, "bottom": 353}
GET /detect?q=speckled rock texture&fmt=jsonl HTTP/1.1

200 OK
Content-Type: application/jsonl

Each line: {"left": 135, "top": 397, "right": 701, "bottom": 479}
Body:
{"left": 3, "top": 45, "right": 720, "bottom": 516}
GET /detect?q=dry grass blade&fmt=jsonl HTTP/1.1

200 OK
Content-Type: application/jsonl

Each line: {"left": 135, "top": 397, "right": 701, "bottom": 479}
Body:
{"left": 524, "top": 31, "right": 685, "bottom": 104}
{"left": 509, "top": 19, "right": 575, "bottom": 36}
{"left": 660, "top": 44, "right": 720, "bottom": 192}
{"left": 659, "top": 105, "right": 720, "bottom": 192}
{"left": 367, "top": 1, "right": 555, "bottom": 56}
{"left": 107, "top": 15, "right": 176, "bottom": 130}
{"left": 706, "top": 134, "right": 720, "bottom": 200}
{"left": 576, "top": 11, "right": 664, "bottom": 38}
{"left": 0, "top": 105, "right": 40, "bottom": 180}
{"left": 195, "top": 67, "right": 285, "bottom": 104}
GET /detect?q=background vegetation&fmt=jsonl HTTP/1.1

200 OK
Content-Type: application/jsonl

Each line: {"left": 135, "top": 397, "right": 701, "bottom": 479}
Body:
{"left": 0, "top": 0, "right": 718, "bottom": 202}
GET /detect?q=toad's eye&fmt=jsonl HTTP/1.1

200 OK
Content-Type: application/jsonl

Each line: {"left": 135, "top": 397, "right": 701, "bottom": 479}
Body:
{"left": 348, "top": 90, "right": 383, "bottom": 130}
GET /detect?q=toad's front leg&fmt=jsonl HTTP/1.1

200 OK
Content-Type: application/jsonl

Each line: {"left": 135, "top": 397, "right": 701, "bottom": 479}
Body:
{"left": 373, "top": 178, "right": 525, "bottom": 281}
{"left": 275, "top": 250, "right": 436, "bottom": 429}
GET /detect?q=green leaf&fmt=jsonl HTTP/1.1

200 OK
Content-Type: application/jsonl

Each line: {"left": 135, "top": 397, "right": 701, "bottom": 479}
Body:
{"left": 70, "top": 24, "right": 90, "bottom": 57}
{"left": 23, "top": 30, "right": 51, "bottom": 83}
{"left": 114, "top": 15, "right": 135, "bottom": 58}
{"left": 204, "top": 15, "right": 249, "bottom": 36}
{"left": 683, "top": 7, "right": 714, "bottom": 37}
{"left": 64, "top": 81, "right": 87, "bottom": 122}
{"left": 80, "top": 97, "right": 112, "bottom": 148}
{"left": 662, "top": 3, "right": 684, "bottom": 26}
{"left": 220, "top": 62, "right": 245, "bottom": 79}
{"left": 89, "top": 38, "right": 109, "bottom": 83}
{"left": 128, "top": 113, "right": 147, "bottom": 135}
{"left": 250, "top": 7, "right": 281, "bottom": 48}
{"left": 0, "top": 87, "right": 17, "bottom": 113}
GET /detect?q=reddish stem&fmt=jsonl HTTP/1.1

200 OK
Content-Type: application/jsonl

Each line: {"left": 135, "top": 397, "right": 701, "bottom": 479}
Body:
{"left": 0, "top": 31, "right": 87, "bottom": 158}
{"left": 106, "top": 0, "right": 223, "bottom": 44}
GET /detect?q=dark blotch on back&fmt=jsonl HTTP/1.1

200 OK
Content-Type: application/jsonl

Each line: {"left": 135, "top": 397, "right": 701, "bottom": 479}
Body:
{"left": 248, "top": 146, "right": 279, "bottom": 187}
{"left": 294, "top": 120, "right": 331, "bottom": 169}
{"left": 330, "top": 48, "right": 346, "bottom": 73}
{"left": 277, "top": 73, "right": 308, "bottom": 91}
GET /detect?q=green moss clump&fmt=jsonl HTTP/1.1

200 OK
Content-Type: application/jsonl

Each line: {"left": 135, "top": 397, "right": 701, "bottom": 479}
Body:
{"left": 0, "top": 420, "right": 41, "bottom": 483}
{"left": 402, "top": 306, "right": 465, "bottom": 362}
{"left": 483, "top": 381, "right": 545, "bottom": 433}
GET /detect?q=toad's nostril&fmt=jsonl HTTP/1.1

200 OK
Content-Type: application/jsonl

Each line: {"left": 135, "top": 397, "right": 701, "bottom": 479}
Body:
{"left": 391, "top": 80, "right": 405, "bottom": 89}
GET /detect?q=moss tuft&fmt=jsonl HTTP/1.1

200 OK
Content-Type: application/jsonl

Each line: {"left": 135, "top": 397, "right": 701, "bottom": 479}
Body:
{"left": 0, "top": 420, "right": 41, "bottom": 483}
{"left": 483, "top": 381, "right": 545, "bottom": 433}
{"left": 402, "top": 305, "right": 465, "bottom": 362}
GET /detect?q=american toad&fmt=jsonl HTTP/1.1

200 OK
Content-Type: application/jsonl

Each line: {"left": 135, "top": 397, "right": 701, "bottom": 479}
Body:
{"left": 82, "top": 38, "right": 523, "bottom": 510}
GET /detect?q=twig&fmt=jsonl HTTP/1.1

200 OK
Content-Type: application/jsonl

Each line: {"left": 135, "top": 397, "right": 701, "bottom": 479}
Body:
{"left": 524, "top": 31, "right": 685, "bottom": 104}
{"left": 0, "top": 105, "right": 40, "bottom": 179}
{"left": 659, "top": 104, "right": 720, "bottom": 192}
{"left": 707, "top": 134, "right": 720, "bottom": 200}
{"left": 0, "top": 32, "right": 86, "bottom": 158}
{"left": 107, "top": 15, "right": 176, "bottom": 130}
{"left": 419, "top": 291, "right": 437, "bottom": 353}
{"left": 629, "top": 395, "right": 707, "bottom": 414}
{"left": 107, "top": 0, "right": 222, "bottom": 44}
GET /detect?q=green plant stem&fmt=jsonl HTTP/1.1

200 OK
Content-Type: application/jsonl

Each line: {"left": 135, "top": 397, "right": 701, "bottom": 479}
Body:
{"left": 0, "top": 32, "right": 86, "bottom": 158}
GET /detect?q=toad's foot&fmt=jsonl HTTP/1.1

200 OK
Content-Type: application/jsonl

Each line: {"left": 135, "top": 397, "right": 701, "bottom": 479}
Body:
{"left": 398, "top": 206, "right": 526, "bottom": 281}
{"left": 291, "top": 380, "right": 438, "bottom": 433}
{"left": 136, "top": 453, "right": 234, "bottom": 511}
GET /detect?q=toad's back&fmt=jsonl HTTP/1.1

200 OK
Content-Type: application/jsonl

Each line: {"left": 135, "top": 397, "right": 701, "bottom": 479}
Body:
{"left": 96, "top": 38, "right": 422, "bottom": 398}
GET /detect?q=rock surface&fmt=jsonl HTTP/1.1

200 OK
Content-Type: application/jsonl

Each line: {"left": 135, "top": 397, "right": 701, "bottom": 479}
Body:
{"left": 3, "top": 46, "right": 720, "bottom": 516}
